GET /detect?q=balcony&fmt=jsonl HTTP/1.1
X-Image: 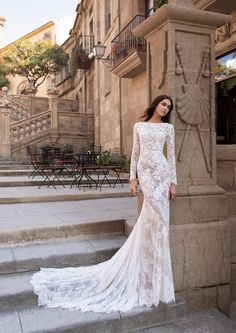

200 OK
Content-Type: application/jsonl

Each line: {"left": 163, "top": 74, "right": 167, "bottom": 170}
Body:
{"left": 111, "top": 15, "right": 147, "bottom": 78}
{"left": 74, "top": 35, "right": 94, "bottom": 70}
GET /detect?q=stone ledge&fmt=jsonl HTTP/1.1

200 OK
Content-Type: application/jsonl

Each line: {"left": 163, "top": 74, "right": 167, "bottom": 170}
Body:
{"left": 0, "top": 296, "right": 185, "bottom": 333}
{"left": 170, "top": 193, "right": 228, "bottom": 224}
{"left": 174, "top": 184, "right": 225, "bottom": 196}
{"left": 216, "top": 144, "right": 236, "bottom": 161}
{"left": 0, "top": 219, "right": 125, "bottom": 244}
{"left": 178, "top": 284, "right": 230, "bottom": 315}
{"left": 111, "top": 50, "right": 146, "bottom": 78}
{"left": 170, "top": 220, "right": 231, "bottom": 290}
{"left": 133, "top": 4, "right": 231, "bottom": 39}
{"left": 0, "top": 236, "right": 126, "bottom": 275}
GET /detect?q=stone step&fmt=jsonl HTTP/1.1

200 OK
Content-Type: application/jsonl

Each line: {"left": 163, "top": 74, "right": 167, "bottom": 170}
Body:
{"left": 0, "top": 218, "right": 125, "bottom": 244}
{"left": 0, "top": 186, "right": 132, "bottom": 204}
{"left": 0, "top": 165, "right": 32, "bottom": 170}
{"left": 0, "top": 296, "right": 185, "bottom": 333}
{"left": 0, "top": 236, "right": 126, "bottom": 311}
{"left": 0, "top": 159, "right": 26, "bottom": 165}
{"left": 0, "top": 176, "right": 129, "bottom": 187}
{"left": 0, "top": 235, "right": 126, "bottom": 275}
{"left": 135, "top": 308, "right": 236, "bottom": 333}
{"left": 0, "top": 170, "right": 33, "bottom": 176}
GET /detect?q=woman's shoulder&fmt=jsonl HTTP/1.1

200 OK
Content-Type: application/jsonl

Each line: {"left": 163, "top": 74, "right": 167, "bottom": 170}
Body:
{"left": 133, "top": 122, "right": 142, "bottom": 128}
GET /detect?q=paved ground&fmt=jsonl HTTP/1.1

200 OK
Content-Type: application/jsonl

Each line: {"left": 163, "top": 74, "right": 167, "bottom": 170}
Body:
{"left": 137, "top": 308, "right": 236, "bottom": 333}
{"left": 0, "top": 181, "right": 131, "bottom": 197}
{"left": 0, "top": 195, "right": 136, "bottom": 234}
{"left": 0, "top": 179, "right": 235, "bottom": 332}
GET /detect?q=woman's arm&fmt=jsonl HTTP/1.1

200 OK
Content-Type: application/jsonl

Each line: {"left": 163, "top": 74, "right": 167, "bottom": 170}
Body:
{"left": 166, "top": 125, "right": 177, "bottom": 186}
{"left": 130, "top": 123, "right": 140, "bottom": 195}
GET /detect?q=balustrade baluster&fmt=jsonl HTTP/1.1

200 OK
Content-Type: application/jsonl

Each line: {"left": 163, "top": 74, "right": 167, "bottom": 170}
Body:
{"left": 19, "top": 126, "right": 25, "bottom": 139}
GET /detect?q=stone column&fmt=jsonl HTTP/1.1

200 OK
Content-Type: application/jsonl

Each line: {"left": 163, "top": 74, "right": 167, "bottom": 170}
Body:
{"left": 134, "top": 0, "right": 232, "bottom": 314}
{"left": 0, "top": 87, "right": 12, "bottom": 159}
{"left": 47, "top": 76, "right": 59, "bottom": 131}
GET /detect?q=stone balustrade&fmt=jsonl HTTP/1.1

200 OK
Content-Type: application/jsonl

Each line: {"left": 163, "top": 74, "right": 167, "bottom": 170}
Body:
{"left": 10, "top": 111, "right": 51, "bottom": 143}
{"left": 0, "top": 92, "right": 30, "bottom": 121}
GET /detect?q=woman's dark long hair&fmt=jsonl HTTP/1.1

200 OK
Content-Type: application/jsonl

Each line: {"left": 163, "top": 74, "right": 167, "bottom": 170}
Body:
{"left": 141, "top": 95, "right": 174, "bottom": 123}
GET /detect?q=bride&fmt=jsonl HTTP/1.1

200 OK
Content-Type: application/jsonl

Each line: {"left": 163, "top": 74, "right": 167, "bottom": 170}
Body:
{"left": 31, "top": 94, "right": 177, "bottom": 313}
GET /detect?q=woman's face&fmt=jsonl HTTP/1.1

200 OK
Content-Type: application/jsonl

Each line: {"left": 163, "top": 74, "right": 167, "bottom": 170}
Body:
{"left": 155, "top": 98, "right": 171, "bottom": 118}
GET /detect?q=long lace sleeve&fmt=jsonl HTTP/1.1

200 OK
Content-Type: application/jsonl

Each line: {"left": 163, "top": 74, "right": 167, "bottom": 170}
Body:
{"left": 166, "top": 125, "right": 177, "bottom": 185}
{"left": 130, "top": 123, "right": 140, "bottom": 181}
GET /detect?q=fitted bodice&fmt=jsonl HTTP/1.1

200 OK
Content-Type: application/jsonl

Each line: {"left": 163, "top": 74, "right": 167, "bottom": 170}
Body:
{"left": 130, "top": 122, "right": 177, "bottom": 185}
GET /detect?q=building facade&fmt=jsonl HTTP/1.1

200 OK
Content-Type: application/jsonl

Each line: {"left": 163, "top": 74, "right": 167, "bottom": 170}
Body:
{"left": 58, "top": 0, "right": 236, "bottom": 154}
{"left": 0, "top": 21, "right": 56, "bottom": 97}
{"left": 57, "top": 0, "right": 236, "bottom": 315}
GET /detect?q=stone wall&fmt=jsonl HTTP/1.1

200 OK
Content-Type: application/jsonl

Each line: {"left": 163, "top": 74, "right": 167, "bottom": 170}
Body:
{"left": 133, "top": 1, "right": 231, "bottom": 315}
{"left": 216, "top": 144, "right": 236, "bottom": 314}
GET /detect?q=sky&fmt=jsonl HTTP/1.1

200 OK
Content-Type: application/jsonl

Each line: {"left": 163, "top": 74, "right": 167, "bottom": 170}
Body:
{"left": 0, "top": 0, "right": 79, "bottom": 47}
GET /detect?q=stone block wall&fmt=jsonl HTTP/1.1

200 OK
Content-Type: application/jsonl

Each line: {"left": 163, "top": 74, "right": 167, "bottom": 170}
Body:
{"left": 136, "top": 185, "right": 230, "bottom": 315}
{"left": 216, "top": 144, "right": 236, "bottom": 314}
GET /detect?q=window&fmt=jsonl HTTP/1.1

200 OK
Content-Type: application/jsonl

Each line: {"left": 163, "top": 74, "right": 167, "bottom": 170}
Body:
{"left": 43, "top": 32, "right": 52, "bottom": 41}
{"left": 215, "top": 49, "right": 236, "bottom": 81}
{"left": 105, "top": 0, "right": 111, "bottom": 33}
{"left": 89, "top": 19, "right": 93, "bottom": 36}
{"left": 216, "top": 50, "right": 236, "bottom": 144}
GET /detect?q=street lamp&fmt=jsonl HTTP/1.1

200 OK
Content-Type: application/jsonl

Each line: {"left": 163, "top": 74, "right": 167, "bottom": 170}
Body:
{"left": 93, "top": 42, "right": 106, "bottom": 59}
{"left": 88, "top": 41, "right": 112, "bottom": 68}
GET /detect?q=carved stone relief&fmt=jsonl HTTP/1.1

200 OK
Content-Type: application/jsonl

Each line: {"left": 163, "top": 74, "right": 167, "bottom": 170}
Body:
{"left": 215, "top": 24, "right": 230, "bottom": 43}
{"left": 175, "top": 43, "right": 211, "bottom": 173}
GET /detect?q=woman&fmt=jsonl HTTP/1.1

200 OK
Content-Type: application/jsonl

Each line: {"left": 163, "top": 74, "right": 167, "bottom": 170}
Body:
{"left": 31, "top": 94, "right": 177, "bottom": 313}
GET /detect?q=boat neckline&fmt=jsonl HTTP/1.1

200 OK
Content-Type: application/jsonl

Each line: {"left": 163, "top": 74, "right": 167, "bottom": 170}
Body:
{"left": 140, "top": 121, "right": 166, "bottom": 124}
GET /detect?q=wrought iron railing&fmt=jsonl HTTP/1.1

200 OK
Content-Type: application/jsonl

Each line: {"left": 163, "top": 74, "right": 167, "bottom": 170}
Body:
{"left": 75, "top": 35, "right": 94, "bottom": 57}
{"left": 111, "top": 15, "right": 146, "bottom": 67}
{"left": 73, "top": 35, "right": 95, "bottom": 70}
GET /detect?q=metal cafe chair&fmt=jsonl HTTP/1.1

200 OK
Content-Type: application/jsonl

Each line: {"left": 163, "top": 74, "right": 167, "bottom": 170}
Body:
{"left": 71, "top": 148, "right": 100, "bottom": 190}
{"left": 27, "top": 145, "right": 45, "bottom": 179}
{"left": 37, "top": 145, "right": 66, "bottom": 189}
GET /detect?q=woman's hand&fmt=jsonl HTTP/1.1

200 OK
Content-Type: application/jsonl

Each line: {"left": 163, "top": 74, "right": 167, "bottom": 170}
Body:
{"left": 169, "top": 183, "right": 177, "bottom": 201}
{"left": 130, "top": 179, "right": 138, "bottom": 196}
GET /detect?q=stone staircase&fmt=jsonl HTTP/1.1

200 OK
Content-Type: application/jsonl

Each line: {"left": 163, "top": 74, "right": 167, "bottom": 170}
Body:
{"left": 0, "top": 211, "right": 186, "bottom": 333}
{"left": 1, "top": 164, "right": 236, "bottom": 332}
{"left": 0, "top": 171, "right": 186, "bottom": 332}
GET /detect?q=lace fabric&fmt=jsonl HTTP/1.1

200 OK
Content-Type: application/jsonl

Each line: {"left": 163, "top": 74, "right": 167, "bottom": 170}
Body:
{"left": 30, "top": 121, "right": 177, "bottom": 313}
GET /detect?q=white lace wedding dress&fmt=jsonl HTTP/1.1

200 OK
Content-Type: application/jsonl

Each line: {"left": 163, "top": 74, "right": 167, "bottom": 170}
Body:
{"left": 31, "top": 121, "right": 177, "bottom": 313}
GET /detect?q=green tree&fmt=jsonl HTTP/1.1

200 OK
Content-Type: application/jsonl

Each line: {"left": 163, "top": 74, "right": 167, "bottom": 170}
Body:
{"left": 153, "top": 0, "right": 168, "bottom": 10}
{"left": 0, "top": 40, "right": 69, "bottom": 90}
{"left": 0, "top": 57, "right": 10, "bottom": 89}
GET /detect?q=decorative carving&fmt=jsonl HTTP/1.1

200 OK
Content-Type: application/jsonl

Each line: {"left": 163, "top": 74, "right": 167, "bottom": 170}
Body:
{"left": 158, "top": 31, "right": 168, "bottom": 89}
{"left": 10, "top": 111, "right": 51, "bottom": 143}
{"left": 0, "top": 87, "right": 11, "bottom": 107}
{"left": 177, "top": 85, "right": 209, "bottom": 125}
{"left": 0, "top": 90, "right": 31, "bottom": 120}
{"left": 215, "top": 24, "right": 230, "bottom": 43}
{"left": 175, "top": 44, "right": 211, "bottom": 172}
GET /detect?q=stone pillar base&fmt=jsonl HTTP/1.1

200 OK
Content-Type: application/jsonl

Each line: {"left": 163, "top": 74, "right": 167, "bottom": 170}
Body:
{"left": 0, "top": 144, "right": 11, "bottom": 159}
{"left": 136, "top": 185, "right": 230, "bottom": 315}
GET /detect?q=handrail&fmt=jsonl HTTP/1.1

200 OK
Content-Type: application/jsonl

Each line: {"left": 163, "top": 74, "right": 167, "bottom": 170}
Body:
{"left": 0, "top": 92, "right": 31, "bottom": 121}
{"left": 111, "top": 15, "right": 146, "bottom": 67}
{"left": 10, "top": 110, "right": 51, "bottom": 143}
{"left": 111, "top": 15, "right": 146, "bottom": 43}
